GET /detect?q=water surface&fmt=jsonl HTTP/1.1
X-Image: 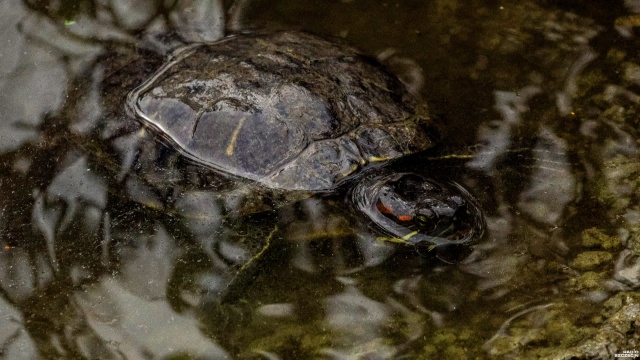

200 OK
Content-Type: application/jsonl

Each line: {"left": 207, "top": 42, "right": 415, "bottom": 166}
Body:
{"left": 1, "top": 0, "right": 639, "bottom": 359}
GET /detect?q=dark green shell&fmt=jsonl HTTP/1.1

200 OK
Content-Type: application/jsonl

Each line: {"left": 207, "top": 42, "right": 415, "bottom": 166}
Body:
{"left": 127, "top": 31, "right": 439, "bottom": 191}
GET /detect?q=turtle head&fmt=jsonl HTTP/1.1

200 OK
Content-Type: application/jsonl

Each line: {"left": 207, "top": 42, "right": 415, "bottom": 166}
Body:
{"left": 352, "top": 172, "right": 485, "bottom": 262}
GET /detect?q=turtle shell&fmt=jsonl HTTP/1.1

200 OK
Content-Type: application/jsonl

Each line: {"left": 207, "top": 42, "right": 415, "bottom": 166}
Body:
{"left": 127, "top": 31, "right": 440, "bottom": 191}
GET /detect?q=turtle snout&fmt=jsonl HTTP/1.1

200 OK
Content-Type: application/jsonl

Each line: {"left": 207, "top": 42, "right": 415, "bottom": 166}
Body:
{"left": 415, "top": 198, "right": 459, "bottom": 231}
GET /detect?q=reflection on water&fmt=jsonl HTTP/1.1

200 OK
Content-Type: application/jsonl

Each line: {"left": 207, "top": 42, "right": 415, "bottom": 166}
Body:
{"left": 1, "top": 0, "right": 639, "bottom": 358}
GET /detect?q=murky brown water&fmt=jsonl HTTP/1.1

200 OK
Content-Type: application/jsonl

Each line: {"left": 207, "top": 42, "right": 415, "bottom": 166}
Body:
{"left": 1, "top": 0, "right": 639, "bottom": 359}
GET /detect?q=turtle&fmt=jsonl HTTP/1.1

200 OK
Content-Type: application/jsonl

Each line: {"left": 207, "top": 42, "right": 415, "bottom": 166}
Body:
{"left": 129, "top": 31, "right": 479, "bottom": 246}
{"left": 127, "top": 30, "right": 437, "bottom": 191}
{"left": 89, "top": 2, "right": 484, "bottom": 259}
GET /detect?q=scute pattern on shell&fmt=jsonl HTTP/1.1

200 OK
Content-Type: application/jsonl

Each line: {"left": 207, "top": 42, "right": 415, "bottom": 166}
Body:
{"left": 128, "top": 31, "right": 440, "bottom": 191}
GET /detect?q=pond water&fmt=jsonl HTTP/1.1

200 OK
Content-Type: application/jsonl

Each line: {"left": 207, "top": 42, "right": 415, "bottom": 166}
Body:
{"left": 1, "top": 0, "right": 639, "bottom": 359}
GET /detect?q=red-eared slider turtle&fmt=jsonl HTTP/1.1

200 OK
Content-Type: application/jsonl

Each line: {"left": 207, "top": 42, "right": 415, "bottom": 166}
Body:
{"left": 127, "top": 31, "right": 436, "bottom": 191}
{"left": 112, "top": 29, "right": 483, "bottom": 252}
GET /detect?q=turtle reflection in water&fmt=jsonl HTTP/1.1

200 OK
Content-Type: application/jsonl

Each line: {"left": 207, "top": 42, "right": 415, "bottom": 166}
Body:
{"left": 122, "top": 30, "right": 484, "bottom": 258}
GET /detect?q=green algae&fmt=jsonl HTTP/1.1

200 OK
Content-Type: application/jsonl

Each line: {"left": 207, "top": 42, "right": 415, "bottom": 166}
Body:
{"left": 418, "top": 328, "right": 480, "bottom": 360}
{"left": 551, "top": 292, "right": 640, "bottom": 359}
{"left": 244, "top": 321, "right": 333, "bottom": 359}
{"left": 580, "top": 228, "right": 620, "bottom": 250}
{"left": 573, "top": 271, "right": 607, "bottom": 291}
{"left": 571, "top": 251, "right": 614, "bottom": 271}
{"left": 483, "top": 305, "right": 598, "bottom": 359}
